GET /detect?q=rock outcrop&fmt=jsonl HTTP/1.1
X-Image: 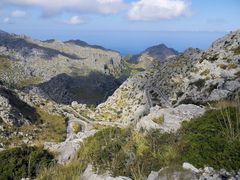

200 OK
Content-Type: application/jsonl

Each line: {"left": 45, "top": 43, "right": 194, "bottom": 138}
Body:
{"left": 147, "top": 163, "right": 240, "bottom": 180}
{"left": 0, "top": 86, "right": 38, "bottom": 126}
{"left": 136, "top": 104, "right": 205, "bottom": 132}
{"left": 82, "top": 165, "right": 132, "bottom": 180}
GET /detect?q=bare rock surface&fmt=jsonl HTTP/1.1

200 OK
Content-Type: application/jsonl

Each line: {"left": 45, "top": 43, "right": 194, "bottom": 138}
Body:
{"left": 136, "top": 104, "right": 205, "bottom": 132}
{"left": 82, "top": 165, "right": 132, "bottom": 180}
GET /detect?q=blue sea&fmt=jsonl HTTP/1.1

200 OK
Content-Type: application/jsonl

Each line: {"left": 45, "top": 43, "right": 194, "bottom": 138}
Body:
{"left": 59, "top": 31, "right": 228, "bottom": 55}
{"left": 19, "top": 30, "right": 228, "bottom": 55}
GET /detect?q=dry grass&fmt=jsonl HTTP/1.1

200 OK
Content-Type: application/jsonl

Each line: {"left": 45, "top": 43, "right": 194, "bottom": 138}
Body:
{"left": 152, "top": 116, "right": 165, "bottom": 125}
{"left": 34, "top": 108, "right": 66, "bottom": 145}
{"left": 218, "top": 98, "right": 240, "bottom": 141}
{"left": 19, "top": 77, "right": 43, "bottom": 87}
{"left": 37, "top": 160, "right": 86, "bottom": 180}
{"left": 200, "top": 69, "right": 211, "bottom": 76}
{"left": 72, "top": 122, "right": 81, "bottom": 134}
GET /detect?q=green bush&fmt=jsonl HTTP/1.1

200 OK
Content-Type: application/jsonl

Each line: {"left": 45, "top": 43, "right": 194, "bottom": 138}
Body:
{"left": 200, "top": 69, "right": 210, "bottom": 76}
{"left": 179, "top": 106, "right": 240, "bottom": 170}
{"left": 0, "top": 146, "right": 54, "bottom": 180}
{"left": 189, "top": 79, "right": 206, "bottom": 91}
{"left": 233, "top": 46, "right": 240, "bottom": 55}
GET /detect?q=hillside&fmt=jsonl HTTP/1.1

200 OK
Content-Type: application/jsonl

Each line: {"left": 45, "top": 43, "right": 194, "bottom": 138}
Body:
{"left": 94, "top": 30, "right": 240, "bottom": 129}
{"left": 0, "top": 30, "right": 126, "bottom": 105}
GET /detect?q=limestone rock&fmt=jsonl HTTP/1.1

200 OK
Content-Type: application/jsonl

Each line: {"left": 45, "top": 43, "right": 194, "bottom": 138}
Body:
{"left": 183, "top": 162, "right": 200, "bottom": 173}
{"left": 136, "top": 104, "right": 205, "bottom": 132}
{"left": 82, "top": 165, "right": 132, "bottom": 180}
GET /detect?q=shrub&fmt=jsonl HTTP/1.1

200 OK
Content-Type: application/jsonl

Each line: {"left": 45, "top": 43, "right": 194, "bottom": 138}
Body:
{"left": 234, "top": 71, "right": 240, "bottom": 77}
{"left": 217, "top": 64, "right": 228, "bottom": 69}
{"left": 190, "top": 79, "right": 206, "bottom": 91}
{"left": 200, "top": 69, "right": 210, "bottom": 76}
{"left": 72, "top": 122, "right": 81, "bottom": 134}
{"left": 179, "top": 105, "right": 240, "bottom": 170}
{"left": 0, "top": 146, "right": 54, "bottom": 180}
{"left": 152, "top": 116, "right": 165, "bottom": 125}
{"left": 233, "top": 46, "right": 240, "bottom": 55}
{"left": 227, "top": 64, "right": 237, "bottom": 70}
{"left": 208, "top": 54, "right": 219, "bottom": 62}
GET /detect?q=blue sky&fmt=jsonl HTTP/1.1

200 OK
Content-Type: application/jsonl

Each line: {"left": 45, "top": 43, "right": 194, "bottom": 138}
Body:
{"left": 0, "top": 0, "right": 239, "bottom": 54}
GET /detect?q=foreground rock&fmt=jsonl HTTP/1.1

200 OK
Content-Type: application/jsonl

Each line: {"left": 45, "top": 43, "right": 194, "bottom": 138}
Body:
{"left": 147, "top": 163, "right": 240, "bottom": 180}
{"left": 45, "top": 130, "right": 96, "bottom": 164}
{"left": 82, "top": 165, "right": 132, "bottom": 180}
{"left": 136, "top": 104, "right": 205, "bottom": 132}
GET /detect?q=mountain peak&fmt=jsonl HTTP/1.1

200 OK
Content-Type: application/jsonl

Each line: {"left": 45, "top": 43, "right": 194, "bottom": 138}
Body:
{"left": 129, "top": 43, "right": 178, "bottom": 66}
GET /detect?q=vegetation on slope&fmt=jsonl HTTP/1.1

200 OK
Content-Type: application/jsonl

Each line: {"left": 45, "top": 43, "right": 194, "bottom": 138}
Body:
{"left": 179, "top": 105, "right": 240, "bottom": 170}
{"left": 0, "top": 146, "right": 54, "bottom": 180}
{"left": 0, "top": 107, "right": 66, "bottom": 147}
{"left": 38, "top": 99, "right": 240, "bottom": 179}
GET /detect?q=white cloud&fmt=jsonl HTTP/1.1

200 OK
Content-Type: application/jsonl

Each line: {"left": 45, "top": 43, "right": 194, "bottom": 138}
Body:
{"left": 11, "top": 10, "right": 27, "bottom": 17}
{"left": 66, "top": 16, "right": 84, "bottom": 25}
{"left": 2, "top": 0, "right": 127, "bottom": 16}
{"left": 128, "top": 0, "right": 189, "bottom": 21}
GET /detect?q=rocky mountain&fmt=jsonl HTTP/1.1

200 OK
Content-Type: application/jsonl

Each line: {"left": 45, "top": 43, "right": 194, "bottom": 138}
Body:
{"left": 0, "top": 30, "right": 126, "bottom": 105}
{"left": 0, "top": 29, "right": 240, "bottom": 180}
{"left": 94, "top": 30, "right": 240, "bottom": 129}
{"left": 128, "top": 44, "right": 178, "bottom": 69}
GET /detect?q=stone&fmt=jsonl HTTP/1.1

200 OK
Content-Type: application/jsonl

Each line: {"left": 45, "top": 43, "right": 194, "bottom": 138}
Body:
{"left": 82, "top": 165, "right": 132, "bottom": 180}
{"left": 137, "top": 104, "right": 205, "bottom": 132}
{"left": 204, "top": 167, "right": 215, "bottom": 175}
{"left": 183, "top": 162, "right": 200, "bottom": 173}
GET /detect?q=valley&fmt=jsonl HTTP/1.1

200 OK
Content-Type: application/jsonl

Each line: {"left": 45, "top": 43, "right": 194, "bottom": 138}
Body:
{"left": 0, "top": 29, "right": 240, "bottom": 180}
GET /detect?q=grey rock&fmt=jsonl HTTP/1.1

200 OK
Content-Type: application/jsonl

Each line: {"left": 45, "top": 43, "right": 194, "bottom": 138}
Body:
{"left": 82, "top": 165, "right": 132, "bottom": 180}
{"left": 183, "top": 162, "right": 200, "bottom": 173}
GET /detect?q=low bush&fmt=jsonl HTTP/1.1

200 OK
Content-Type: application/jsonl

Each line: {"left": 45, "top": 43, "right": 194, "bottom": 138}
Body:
{"left": 200, "top": 69, "right": 210, "bottom": 76}
{"left": 217, "top": 64, "right": 228, "bottom": 69}
{"left": 233, "top": 46, "right": 240, "bottom": 55}
{"left": 152, "top": 116, "right": 165, "bottom": 125}
{"left": 189, "top": 79, "right": 206, "bottom": 91}
{"left": 179, "top": 105, "right": 240, "bottom": 170}
{"left": 0, "top": 146, "right": 54, "bottom": 180}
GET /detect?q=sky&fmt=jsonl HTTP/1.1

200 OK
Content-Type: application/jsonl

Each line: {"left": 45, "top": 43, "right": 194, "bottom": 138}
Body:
{"left": 0, "top": 0, "right": 239, "bottom": 54}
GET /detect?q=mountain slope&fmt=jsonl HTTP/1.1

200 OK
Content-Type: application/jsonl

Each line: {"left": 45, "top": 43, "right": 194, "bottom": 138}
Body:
{"left": 94, "top": 30, "right": 240, "bottom": 124}
{"left": 0, "top": 30, "right": 126, "bottom": 105}
{"left": 128, "top": 44, "right": 178, "bottom": 69}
